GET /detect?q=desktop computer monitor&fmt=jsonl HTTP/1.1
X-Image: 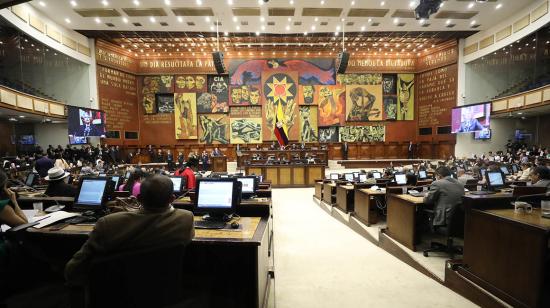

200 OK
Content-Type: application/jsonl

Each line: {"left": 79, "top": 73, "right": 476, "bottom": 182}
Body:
{"left": 359, "top": 174, "right": 367, "bottom": 183}
{"left": 512, "top": 164, "right": 519, "bottom": 174}
{"left": 486, "top": 171, "right": 505, "bottom": 190}
{"left": 237, "top": 176, "right": 257, "bottom": 198}
{"left": 125, "top": 171, "right": 131, "bottom": 179}
{"left": 169, "top": 176, "right": 186, "bottom": 194}
{"left": 353, "top": 172, "right": 359, "bottom": 179}
{"left": 418, "top": 170, "right": 427, "bottom": 180}
{"left": 194, "top": 179, "right": 238, "bottom": 218}
{"left": 395, "top": 174, "right": 407, "bottom": 185}
{"left": 500, "top": 166, "right": 510, "bottom": 175}
{"left": 73, "top": 178, "right": 110, "bottom": 210}
{"left": 372, "top": 172, "right": 382, "bottom": 179}
{"left": 25, "top": 173, "right": 36, "bottom": 187}
{"left": 344, "top": 173, "right": 354, "bottom": 182}
{"left": 330, "top": 173, "right": 339, "bottom": 180}
{"left": 111, "top": 176, "right": 121, "bottom": 188}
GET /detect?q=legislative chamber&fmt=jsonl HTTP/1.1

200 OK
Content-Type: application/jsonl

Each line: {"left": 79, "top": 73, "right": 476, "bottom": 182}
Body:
{"left": 1, "top": 0, "right": 550, "bottom": 307}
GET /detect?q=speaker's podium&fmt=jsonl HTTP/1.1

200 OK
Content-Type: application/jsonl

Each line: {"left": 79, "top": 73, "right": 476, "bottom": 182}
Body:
{"left": 211, "top": 156, "right": 228, "bottom": 172}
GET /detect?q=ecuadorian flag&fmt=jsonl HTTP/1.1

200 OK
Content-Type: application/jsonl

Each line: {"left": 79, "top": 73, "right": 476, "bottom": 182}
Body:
{"left": 273, "top": 102, "right": 289, "bottom": 147}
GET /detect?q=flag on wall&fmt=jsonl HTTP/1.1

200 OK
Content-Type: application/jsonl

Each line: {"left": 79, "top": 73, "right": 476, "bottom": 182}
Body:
{"left": 273, "top": 102, "right": 289, "bottom": 146}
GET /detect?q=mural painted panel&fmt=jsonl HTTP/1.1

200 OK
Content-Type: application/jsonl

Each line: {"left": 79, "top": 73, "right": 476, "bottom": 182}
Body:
{"left": 174, "top": 93, "right": 198, "bottom": 139}
{"left": 198, "top": 114, "right": 229, "bottom": 144}
{"left": 196, "top": 92, "right": 228, "bottom": 113}
{"left": 345, "top": 85, "right": 383, "bottom": 122}
{"left": 229, "top": 85, "right": 262, "bottom": 106}
{"left": 262, "top": 71, "right": 299, "bottom": 141}
{"left": 174, "top": 75, "right": 207, "bottom": 92}
{"left": 317, "top": 85, "right": 345, "bottom": 126}
{"left": 382, "top": 74, "right": 398, "bottom": 120}
{"left": 230, "top": 118, "right": 262, "bottom": 144}
{"left": 397, "top": 74, "right": 415, "bottom": 121}
{"left": 298, "top": 85, "right": 316, "bottom": 105}
{"left": 318, "top": 126, "right": 339, "bottom": 143}
{"left": 229, "top": 59, "right": 335, "bottom": 86}
{"left": 337, "top": 73, "right": 382, "bottom": 85}
{"left": 299, "top": 106, "right": 318, "bottom": 142}
{"left": 207, "top": 75, "right": 230, "bottom": 112}
{"left": 339, "top": 125, "right": 385, "bottom": 143}
{"left": 156, "top": 94, "right": 174, "bottom": 113}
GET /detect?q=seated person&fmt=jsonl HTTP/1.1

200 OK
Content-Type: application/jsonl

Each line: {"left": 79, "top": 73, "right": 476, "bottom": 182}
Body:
{"left": 65, "top": 175, "right": 195, "bottom": 285}
{"left": 517, "top": 162, "right": 532, "bottom": 181}
{"left": 0, "top": 170, "right": 29, "bottom": 254}
{"left": 423, "top": 166, "right": 465, "bottom": 229}
{"left": 119, "top": 170, "right": 143, "bottom": 197}
{"left": 457, "top": 169, "right": 474, "bottom": 185}
{"left": 182, "top": 157, "right": 198, "bottom": 190}
{"left": 530, "top": 166, "right": 550, "bottom": 190}
{"left": 44, "top": 167, "right": 77, "bottom": 197}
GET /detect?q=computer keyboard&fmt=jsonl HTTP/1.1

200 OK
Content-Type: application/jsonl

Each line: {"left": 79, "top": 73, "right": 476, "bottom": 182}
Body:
{"left": 194, "top": 220, "right": 227, "bottom": 229}
{"left": 65, "top": 216, "right": 97, "bottom": 224}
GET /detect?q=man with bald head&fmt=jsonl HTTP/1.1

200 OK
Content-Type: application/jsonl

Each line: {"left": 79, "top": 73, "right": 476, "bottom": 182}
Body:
{"left": 65, "top": 175, "right": 195, "bottom": 285}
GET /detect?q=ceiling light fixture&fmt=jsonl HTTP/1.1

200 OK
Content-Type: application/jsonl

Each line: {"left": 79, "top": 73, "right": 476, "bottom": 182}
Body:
{"left": 321, "top": 0, "right": 325, "bottom": 5}
{"left": 233, "top": 16, "right": 238, "bottom": 22}
{"left": 65, "top": 18, "right": 71, "bottom": 23}
{"left": 495, "top": 3, "right": 502, "bottom": 9}
{"left": 393, "top": 18, "right": 399, "bottom": 24}
{"left": 468, "top": 3, "right": 474, "bottom": 9}
{"left": 95, "top": 17, "right": 101, "bottom": 23}
{"left": 177, "top": 16, "right": 183, "bottom": 22}
{"left": 470, "top": 20, "right": 476, "bottom": 25}
{"left": 409, "top": 1, "right": 416, "bottom": 8}
{"left": 380, "top": 1, "right": 385, "bottom": 6}
{"left": 227, "top": 0, "right": 233, "bottom": 5}
{"left": 133, "top": 0, "right": 139, "bottom": 5}
{"left": 164, "top": 0, "right": 171, "bottom": 5}
{"left": 196, "top": 0, "right": 202, "bottom": 5}
{"left": 290, "top": 0, "right": 294, "bottom": 4}
{"left": 70, "top": 0, "right": 77, "bottom": 6}
{"left": 150, "top": 17, "right": 156, "bottom": 23}
{"left": 101, "top": 0, "right": 108, "bottom": 6}
{"left": 39, "top": 1, "right": 46, "bottom": 7}
{"left": 446, "top": 19, "right": 451, "bottom": 24}
{"left": 122, "top": 17, "right": 128, "bottom": 23}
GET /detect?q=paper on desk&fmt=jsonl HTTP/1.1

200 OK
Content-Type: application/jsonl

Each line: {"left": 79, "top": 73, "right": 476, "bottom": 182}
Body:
{"left": 33, "top": 211, "right": 80, "bottom": 229}
{"left": 1, "top": 210, "right": 39, "bottom": 232}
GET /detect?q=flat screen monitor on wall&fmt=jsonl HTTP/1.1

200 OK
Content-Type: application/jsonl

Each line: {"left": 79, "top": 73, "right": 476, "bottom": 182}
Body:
{"left": 473, "top": 129, "right": 491, "bottom": 140}
{"left": 67, "top": 106, "right": 106, "bottom": 138}
{"left": 451, "top": 102, "right": 491, "bottom": 134}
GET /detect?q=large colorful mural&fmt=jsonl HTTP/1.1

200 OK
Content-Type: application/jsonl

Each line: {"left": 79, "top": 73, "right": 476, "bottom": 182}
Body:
{"left": 134, "top": 63, "right": 416, "bottom": 144}
{"left": 229, "top": 59, "right": 336, "bottom": 86}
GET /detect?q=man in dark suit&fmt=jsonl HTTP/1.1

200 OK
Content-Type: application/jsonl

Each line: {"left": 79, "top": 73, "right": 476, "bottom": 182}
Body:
{"left": 342, "top": 142, "right": 349, "bottom": 160}
{"left": 34, "top": 154, "right": 54, "bottom": 178}
{"left": 457, "top": 108, "right": 484, "bottom": 133}
{"left": 423, "top": 166, "right": 465, "bottom": 228}
{"left": 407, "top": 141, "right": 416, "bottom": 159}
{"left": 65, "top": 175, "right": 195, "bottom": 285}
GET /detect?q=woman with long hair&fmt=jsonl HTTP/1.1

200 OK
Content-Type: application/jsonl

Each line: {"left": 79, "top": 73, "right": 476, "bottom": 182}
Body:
{"left": 119, "top": 170, "right": 143, "bottom": 197}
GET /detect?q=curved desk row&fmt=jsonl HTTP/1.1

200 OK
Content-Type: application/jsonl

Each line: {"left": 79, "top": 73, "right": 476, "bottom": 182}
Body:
{"left": 245, "top": 164, "right": 325, "bottom": 188}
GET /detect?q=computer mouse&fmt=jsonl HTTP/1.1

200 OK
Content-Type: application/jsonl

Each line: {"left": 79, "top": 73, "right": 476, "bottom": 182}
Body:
{"left": 230, "top": 222, "right": 240, "bottom": 229}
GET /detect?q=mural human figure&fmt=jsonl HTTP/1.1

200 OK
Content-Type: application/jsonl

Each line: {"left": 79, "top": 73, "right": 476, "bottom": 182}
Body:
{"left": 231, "top": 88, "right": 242, "bottom": 105}
{"left": 302, "top": 85, "right": 314, "bottom": 104}
{"left": 176, "top": 95, "right": 193, "bottom": 138}
{"left": 398, "top": 78, "right": 414, "bottom": 119}
{"left": 195, "top": 76, "right": 206, "bottom": 90}
{"left": 249, "top": 87, "right": 260, "bottom": 105}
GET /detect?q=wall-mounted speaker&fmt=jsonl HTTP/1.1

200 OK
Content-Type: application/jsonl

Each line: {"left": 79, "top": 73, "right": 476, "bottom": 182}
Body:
{"left": 212, "top": 52, "right": 226, "bottom": 74}
{"left": 336, "top": 51, "right": 349, "bottom": 74}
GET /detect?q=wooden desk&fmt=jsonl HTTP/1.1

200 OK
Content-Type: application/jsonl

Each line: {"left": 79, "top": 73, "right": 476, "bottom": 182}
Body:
{"left": 462, "top": 192, "right": 514, "bottom": 210}
{"left": 17, "top": 193, "right": 75, "bottom": 209}
{"left": 245, "top": 164, "right": 324, "bottom": 188}
{"left": 354, "top": 188, "right": 385, "bottom": 226}
{"left": 211, "top": 156, "right": 228, "bottom": 172}
{"left": 314, "top": 181, "right": 323, "bottom": 200}
{"left": 173, "top": 197, "right": 271, "bottom": 218}
{"left": 385, "top": 194, "right": 425, "bottom": 251}
{"left": 336, "top": 185, "right": 355, "bottom": 213}
{"left": 460, "top": 208, "right": 550, "bottom": 308}
{"left": 26, "top": 216, "right": 271, "bottom": 308}
{"left": 323, "top": 182, "right": 337, "bottom": 205}
{"left": 337, "top": 159, "right": 428, "bottom": 169}
{"left": 238, "top": 149, "right": 328, "bottom": 167}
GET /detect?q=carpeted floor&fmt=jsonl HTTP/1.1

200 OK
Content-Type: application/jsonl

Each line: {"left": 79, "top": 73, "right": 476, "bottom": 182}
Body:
{"left": 271, "top": 188, "right": 478, "bottom": 308}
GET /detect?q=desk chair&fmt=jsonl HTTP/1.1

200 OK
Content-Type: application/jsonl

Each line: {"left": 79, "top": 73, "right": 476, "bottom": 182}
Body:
{"left": 83, "top": 244, "right": 187, "bottom": 308}
{"left": 423, "top": 205, "right": 464, "bottom": 258}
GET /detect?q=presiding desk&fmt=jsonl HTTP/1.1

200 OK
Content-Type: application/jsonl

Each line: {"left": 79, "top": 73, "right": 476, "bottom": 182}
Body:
{"left": 211, "top": 156, "right": 228, "bottom": 172}
{"left": 245, "top": 164, "right": 324, "bottom": 188}
{"left": 385, "top": 194, "right": 426, "bottom": 251}
{"left": 460, "top": 208, "right": 550, "bottom": 308}
{"left": 26, "top": 216, "right": 271, "bottom": 308}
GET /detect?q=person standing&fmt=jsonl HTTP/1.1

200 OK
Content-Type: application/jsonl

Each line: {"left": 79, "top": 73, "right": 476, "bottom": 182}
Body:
{"left": 342, "top": 142, "right": 349, "bottom": 160}
{"left": 408, "top": 141, "right": 415, "bottom": 159}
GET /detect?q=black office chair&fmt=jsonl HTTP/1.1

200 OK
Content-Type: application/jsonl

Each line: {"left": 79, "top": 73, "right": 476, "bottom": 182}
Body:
{"left": 423, "top": 205, "right": 465, "bottom": 258}
{"left": 83, "top": 244, "right": 188, "bottom": 308}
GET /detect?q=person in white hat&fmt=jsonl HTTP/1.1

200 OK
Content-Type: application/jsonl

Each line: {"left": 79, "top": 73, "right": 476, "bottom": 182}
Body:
{"left": 44, "top": 167, "right": 76, "bottom": 197}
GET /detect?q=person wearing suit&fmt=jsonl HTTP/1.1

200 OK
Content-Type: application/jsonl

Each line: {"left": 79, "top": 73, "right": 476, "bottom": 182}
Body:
{"left": 65, "top": 175, "right": 195, "bottom": 285}
{"left": 407, "top": 141, "right": 416, "bottom": 159}
{"left": 342, "top": 142, "right": 349, "bottom": 160}
{"left": 530, "top": 166, "right": 550, "bottom": 191}
{"left": 457, "top": 108, "right": 484, "bottom": 133}
{"left": 423, "top": 166, "right": 465, "bottom": 228}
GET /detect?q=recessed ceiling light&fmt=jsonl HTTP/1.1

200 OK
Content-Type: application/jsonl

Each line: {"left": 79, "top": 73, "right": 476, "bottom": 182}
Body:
{"left": 227, "top": 0, "right": 233, "bottom": 4}
{"left": 393, "top": 18, "right": 399, "bottom": 24}
{"left": 446, "top": 19, "right": 451, "bottom": 24}
{"left": 70, "top": 0, "right": 77, "bottom": 6}
{"left": 470, "top": 20, "right": 476, "bottom": 25}
{"left": 258, "top": 0, "right": 263, "bottom": 5}
{"left": 177, "top": 16, "right": 183, "bottom": 22}
{"left": 236, "top": 25, "right": 240, "bottom": 30}
{"left": 164, "top": 0, "right": 171, "bottom": 5}
{"left": 133, "top": 0, "right": 139, "bottom": 5}
{"left": 196, "top": 0, "right": 202, "bottom": 5}
{"left": 314, "top": 17, "right": 319, "bottom": 22}
{"left": 205, "top": 16, "right": 210, "bottom": 22}
{"left": 439, "top": 2, "right": 444, "bottom": 8}
{"left": 285, "top": 25, "right": 290, "bottom": 31}
{"left": 304, "top": 31, "right": 308, "bottom": 35}
{"left": 18, "top": 115, "right": 25, "bottom": 118}
{"left": 256, "top": 31, "right": 260, "bottom": 36}
{"left": 150, "top": 16, "right": 156, "bottom": 23}
{"left": 95, "top": 17, "right": 101, "bottom": 23}
{"left": 409, "top": 1, "right": 416, "bottom": 8}
{"left": 360, "top": 26, "right": 365, "bottom": 31}
{"left": 419, "top": 18, "right": 425, "bottom": 24}
{"left": 39, "top": 1, "right": 46, "bottom": 7}
{"left": 351, "top": 0, "right": 355, "bottom": 5}
{"left": 320, "top": 0, "right": 325, "bottom": 5}
{"left": 65, "top": 18, "right": 71, "bottom": 23}
{"left": 311, "top": 25, "right": 316, "bottom": 30}
{"left": 101, "top": 0, "right": 108, "bottom": 6}
{"left": 368, "top": 18, "right": 372, "bottom": 23}
{"left": 380, "top": 1, "right": 385, "bottom": 6}
{"left": 122, "top": 17, "right": 128, "bottom": 23}
{"left": 233, "top": 16, "right": 238, "bottom": 22}
{"left": 261, "top": 25, "right": 266, "bottom": 30}
{"left": 260, "top": 16, "right": 265, "bottom": 22}
{"left": 290, "top": 0, "right": 294, "bottom": 4}
{"left": 468, "top": 3, "right": 474, "bottom": 9}
{"left": 495, "top": 3, "right": 502, "bottom": 9}
{"left": 224, "top": 31, "right": 229, "bottom": 36}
